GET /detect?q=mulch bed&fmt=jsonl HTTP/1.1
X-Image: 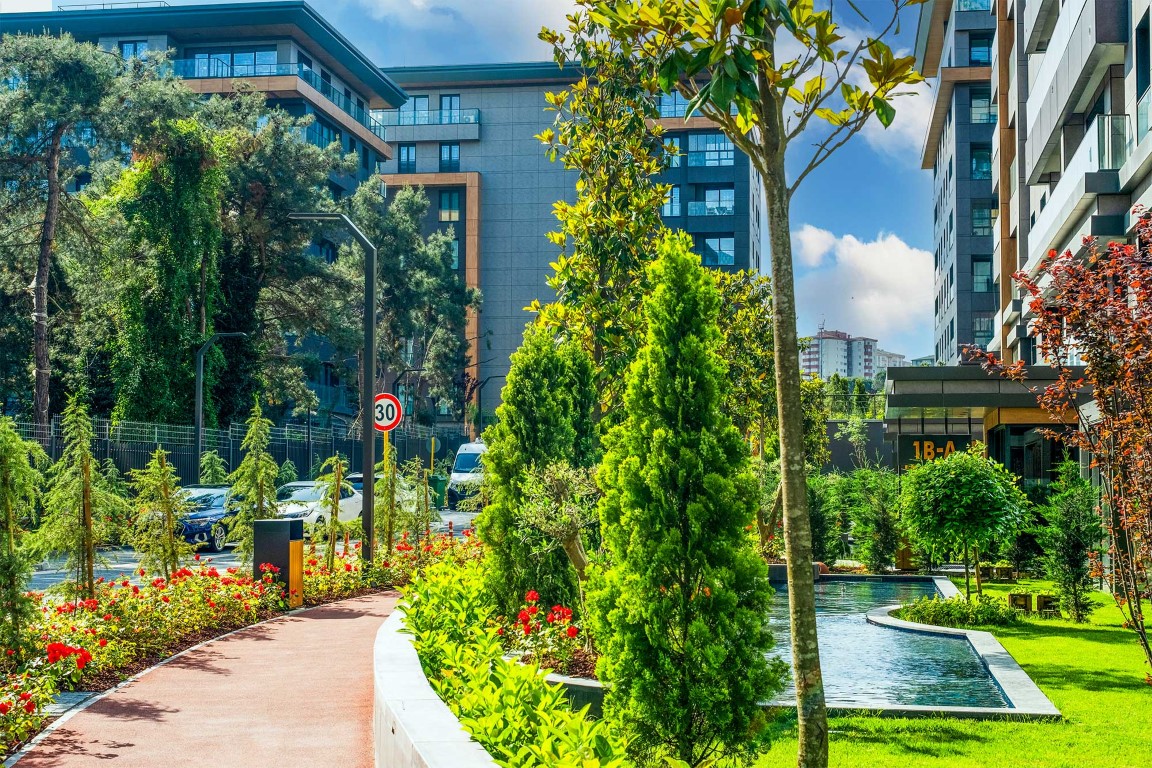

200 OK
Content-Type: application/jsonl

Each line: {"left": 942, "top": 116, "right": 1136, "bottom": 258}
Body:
{"left": 532, "top": 647, "right": 599, "bottom": 681}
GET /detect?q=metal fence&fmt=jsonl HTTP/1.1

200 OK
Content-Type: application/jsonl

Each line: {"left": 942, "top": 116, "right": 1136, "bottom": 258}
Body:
{"left": 13, "top": 416, "right": 471, "bottom": 484}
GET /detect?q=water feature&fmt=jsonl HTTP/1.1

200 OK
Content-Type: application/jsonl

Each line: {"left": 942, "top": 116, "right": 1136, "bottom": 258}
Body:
{"left": 768, "top": 579, "right": 1008, "bottom": 709}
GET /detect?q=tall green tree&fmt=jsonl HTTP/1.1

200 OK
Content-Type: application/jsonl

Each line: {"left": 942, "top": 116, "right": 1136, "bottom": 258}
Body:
{"left": 535, "top": 13, "right": 670, "bottom": 419}
{"left": 591, "top": 233, "right": 782, "bottom": 766}
{"left": 477, "top": 322, "right": 598, "bottom": 617}
{"left": 0, "top": 418, "right": 46, "bottom": 662}
{"left": 130, "top": 447, "right": 194, "bottom": 579}
{"left": 226, "top": 400, "right": 280, "bottom": 563}
{"left": 31, "top": 394, "right": 129, "bottom": 598}
{"left": 96, "top": 118, "right": 230, "bottom": 423}
{"left": 0, "top": 33, "right": 193, "bottom": 427}
{"left": 899, "top": 444, "right": 1027, "bottom": 598}
{"left": 715, "top": 270, "right": 776, "bottom": 452}
{"left": 1039, "top": 459, "right": 1103, "bottom": 622}
{"left": 592, "top": 4, "right": 925, "bottom": 762}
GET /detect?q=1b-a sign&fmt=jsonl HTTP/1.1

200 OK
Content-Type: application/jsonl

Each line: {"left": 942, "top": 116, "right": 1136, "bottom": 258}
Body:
{"left": 373, "top": 393, "right": 403, "bottom": 432}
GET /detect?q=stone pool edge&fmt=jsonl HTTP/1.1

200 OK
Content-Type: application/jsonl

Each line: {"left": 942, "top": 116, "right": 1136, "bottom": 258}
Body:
{"left": 864, "top": 603, "right": 1061, "bottom": 721}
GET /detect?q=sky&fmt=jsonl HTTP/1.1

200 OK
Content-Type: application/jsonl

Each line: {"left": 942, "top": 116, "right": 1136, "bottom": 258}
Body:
{"left": 2, "top": 0, "right": 936, "bottom": 359}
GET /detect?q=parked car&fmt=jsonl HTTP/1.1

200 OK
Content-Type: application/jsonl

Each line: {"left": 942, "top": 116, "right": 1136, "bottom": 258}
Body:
{"left": 345, "top": 472, "right": 381, "bottom": 494}
{"left": 180, "top": 486, "right": 234, "bottom": 553}
{"left": 275, "top": 481, "right": 361, "bottom": 527}
{"left": 446, "top": 439, "right": 486, "bottom": 511}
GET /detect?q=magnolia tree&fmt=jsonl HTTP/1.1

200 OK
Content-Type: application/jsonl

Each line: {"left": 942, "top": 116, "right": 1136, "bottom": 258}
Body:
{"left": 971, "top": 225, "right": 1152, "bottom": 674}
{"left": 582, "top": 4, "right": 925, "bottom": 762}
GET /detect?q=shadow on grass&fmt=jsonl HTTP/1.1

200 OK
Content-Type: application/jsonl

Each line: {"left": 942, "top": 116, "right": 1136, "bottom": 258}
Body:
{"left": 1020, "top": 663, "right": 1147, "bottom": 693}
{"left": 991, "top": 621, "right": 1134, "bottom": 648}
{"left": 828, "top": 721, "right": 990, "bottom": 758}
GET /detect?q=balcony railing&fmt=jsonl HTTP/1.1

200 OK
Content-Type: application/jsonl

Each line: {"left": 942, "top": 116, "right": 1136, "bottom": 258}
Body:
{"left": 171, "top": 59, "right": 387, "bottom": 142}
{"left": 1138, "top": 88, "right": 1152, "bottom": 144}
{"left": 957, "top": 0, "right": 992, "bottom": 10}
{"left": 687, "top": 201, "right": 734, "bottom": 216}
{"left": 376, "top": 109, "right": 481, "bottom": 127}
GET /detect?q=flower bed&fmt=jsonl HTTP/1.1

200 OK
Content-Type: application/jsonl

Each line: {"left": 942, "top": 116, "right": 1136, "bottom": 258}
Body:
{"left": 1, "top": 531, "right": 483, "bottom": 759}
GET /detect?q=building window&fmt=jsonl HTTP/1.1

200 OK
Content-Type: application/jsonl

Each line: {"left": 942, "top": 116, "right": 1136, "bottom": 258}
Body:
{"left": 312, "top": 118, "right": 340, "bottom": 148}
{"left": 688, "top": 134, "right": 734, "bottom": 166}
{"left": 970, "top": 86, "right": 994, "bottom": 124}
{"left": 973, "top": 257, "right": 994, "bottom": 292}
{"left": 440, "top": 94, "right": 461, "bottom": 123}
{"left": 450, "top": 239, "right": 460, "bottom": 270}
{"left": 187, "top": 46, "right": 277, "bottom": 77}
{"left": 119, "top": 40, "right": 148, "bottom": 59}
{"left": 439, "top": 190, "right": 461, "bottom": 222}
{"left": 665, "top": 135, "right": 682, "bottom": 167}
{"left": 972, "top": 202, "right": 995, "bottom": 236}
{"left": 439, "top": 142, "right": 460, "bottom": 173}
{"left": 969, "top": 32, "right": 993, "bottom": 66}
{"left": 398, "top": 144, "right": 416, "bottom": 173}
{"left": 659, "top": 91, "right": 691, "bottom": 118}
{"left": 971, "top": 145, "right": 992, "bottom": 179}
{"left": 662, "top": 185, "right": 680, "bottom": 217}
{"left": 701, "top": 235, "right": 735, "bottom": 266}
{"left": 696, "top": 186, "right": 735, "bottom": 216}
{"left": 973, "top": 313, "right": 995, "bottom": 347}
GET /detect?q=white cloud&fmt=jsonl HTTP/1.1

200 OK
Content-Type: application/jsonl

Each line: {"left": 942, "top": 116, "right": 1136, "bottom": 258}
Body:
{"left": 793, "top": 224, "right": 838, "bottom": 267}
{"left": 860, "top": 79, "right": 932, "bottom": 163}
{"left": 795, "top": 227, "right": 933, "bottom": 357}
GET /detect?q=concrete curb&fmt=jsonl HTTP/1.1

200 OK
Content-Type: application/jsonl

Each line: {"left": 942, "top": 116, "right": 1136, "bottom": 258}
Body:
{"left": 372, "top": 610, "right": 497, "bottom": 768}
{"left": 866, "top": 605, "right": 1061, "bottom": 721}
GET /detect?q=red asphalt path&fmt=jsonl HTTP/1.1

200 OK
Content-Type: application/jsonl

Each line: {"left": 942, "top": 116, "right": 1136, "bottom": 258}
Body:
{"left": 16, "top": 592, "right": 398, "bottom": 768}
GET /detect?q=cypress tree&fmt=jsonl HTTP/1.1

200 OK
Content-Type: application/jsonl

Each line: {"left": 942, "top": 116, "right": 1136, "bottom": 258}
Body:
{"left": 590, "top": 233, "right": 784, "bottom": 766}
{"left": 0, "top": 418, "right": 46, "bottom": 662}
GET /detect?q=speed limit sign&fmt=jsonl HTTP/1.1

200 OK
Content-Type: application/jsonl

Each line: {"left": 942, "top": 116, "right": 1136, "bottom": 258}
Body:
{"left": 373, "top": 393, "right": 403, "bottom": 432}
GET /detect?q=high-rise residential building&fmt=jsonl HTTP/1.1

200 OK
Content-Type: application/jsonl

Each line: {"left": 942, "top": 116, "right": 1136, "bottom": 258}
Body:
{"left": 376, "top": 63, "right": 765, "bottom": 412}
{"left": 916, "top": 0, "right": 999, "bottom": 365}
{"left": 800, "top": 328, "right": 907, "bottom": 380}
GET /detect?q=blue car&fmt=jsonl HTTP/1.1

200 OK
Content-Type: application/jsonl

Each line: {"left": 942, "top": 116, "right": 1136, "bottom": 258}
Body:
{"left": 181, "top": 486, "right": 234, "bottom": 553}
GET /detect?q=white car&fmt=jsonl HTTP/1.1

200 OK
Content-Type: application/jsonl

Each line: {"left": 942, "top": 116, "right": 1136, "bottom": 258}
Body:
{"left": 275, "top": 481, "right": 361, "bottom": 527}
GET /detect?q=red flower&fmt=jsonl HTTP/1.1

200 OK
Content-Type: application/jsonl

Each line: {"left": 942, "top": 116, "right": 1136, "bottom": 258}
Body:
{"left": 23, "top": 700, "right": 35, "bottom": 714}
{"left": 0, "top": 702, "right": 10, "bottom": 715}
{"left": 17, "top": 693, "right": 30, "bottom": 702}
{"left": 522, "top": 624, "right": 532, "bottom": 636}
{"left": 496, "top": 627, "right": 505, "bottom": 636}
{"left": 131, "top": 586, "right": 140, "bottom": 595}
{"left": 517, "top": 609, "right": 531, "bottom": 624}
{"left": 525, "top": 590, "right": 539, "bottom": 603}
{"left": 103, "top": 614, "right": 112, "bottom": 621}
{"left": 344, "top": 563, "right": 353, "bottom": 572}
{"left": 566, "top": 626, "right": 579, "bottom": 639}
{"left": 99, "top": 639, "right": 108, "bottom": 648}
{"left": 527, "top": 605, "right": 538, "bottom": 616}
{"left": 161, "top": 595, "right": 170, "bottom": 603}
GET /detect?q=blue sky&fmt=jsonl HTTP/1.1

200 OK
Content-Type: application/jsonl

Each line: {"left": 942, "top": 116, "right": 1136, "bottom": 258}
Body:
{"left": 10, "top": 0, "right": 936, "bottom": 358}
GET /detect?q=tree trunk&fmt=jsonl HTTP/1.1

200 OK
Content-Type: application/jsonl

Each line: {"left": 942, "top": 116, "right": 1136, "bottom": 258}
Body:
{"left": 963, "top": 542, "right": 971, "bottom": 600}
{"left": 763, "top": 155, "right": 827, "bottom": 767}
{"left": 561, "top": 533, "right": 589, "bottom": 581}
{"left": 33, "top": 126, "right": 67, "bottom": 431}
{"left": 973, "top": 542, "right": 983, "bottom": 597}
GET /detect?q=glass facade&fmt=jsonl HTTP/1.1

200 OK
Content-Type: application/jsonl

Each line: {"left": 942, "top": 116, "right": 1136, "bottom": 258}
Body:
{"left": 439, "top": 190, "right": 461, "bottom": 222}
{"left": 688, "top": 134, "right": 734, "bottom": 166}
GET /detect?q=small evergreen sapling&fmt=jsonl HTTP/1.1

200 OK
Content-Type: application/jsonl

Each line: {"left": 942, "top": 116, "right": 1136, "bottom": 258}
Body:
{"left": 0, "top": 418, "right": 47, "bottom": 662}
{"left": 1040, "top": 459, "right": 1103, "bottom": 622}
{"left": 317, "top": 454, "right": 351, "bottom": 572}
{"left": 226, "top": 400, "right": 279, "bottom": 563}
{"left": 130, "top": 447, "right": 195, "bottom": 580}
{"left": 198, "top": 450, "right": 229, "bottom": 485}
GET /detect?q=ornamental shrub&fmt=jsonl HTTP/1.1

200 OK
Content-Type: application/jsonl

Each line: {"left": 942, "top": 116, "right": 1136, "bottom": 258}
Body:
{"left": 476, "top": 322, "right": 597, "bottom": 617}
{"left": 1039, "top": 459, "right": 1103, "bottom": 623}
{"left": 0, "top": 419, "right": 46, "bottom": 664}
{"left": 897, "top": 594, "right": 1019, "bottom": 628}
{"left": 589, "top": 234, "right": 785, "bottom": 766}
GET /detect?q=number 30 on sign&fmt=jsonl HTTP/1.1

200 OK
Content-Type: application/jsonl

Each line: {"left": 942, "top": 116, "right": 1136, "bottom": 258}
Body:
{"left": 373, "top": 393, "right": 403, "bottom": 432}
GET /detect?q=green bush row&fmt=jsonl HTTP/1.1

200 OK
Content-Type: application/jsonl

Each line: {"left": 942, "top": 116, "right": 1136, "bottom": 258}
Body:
{"left": 896, "top": 595, "right": 1019, "bottom": 628}
{"left": 401, "top": 561, "right": 630, "bottom": 768}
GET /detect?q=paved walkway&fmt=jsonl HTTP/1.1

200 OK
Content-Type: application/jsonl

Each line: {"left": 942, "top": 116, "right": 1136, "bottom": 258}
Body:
{"left": 16, "top": 592, "right": 398, "bottom": 768}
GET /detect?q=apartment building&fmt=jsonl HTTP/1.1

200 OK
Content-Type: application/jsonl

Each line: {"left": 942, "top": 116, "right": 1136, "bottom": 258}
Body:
{"left": 376, "top": 63, "right": 765, "bottom": 406}
{"left": 800, "top": 328, "right": 908, "bottom": 380}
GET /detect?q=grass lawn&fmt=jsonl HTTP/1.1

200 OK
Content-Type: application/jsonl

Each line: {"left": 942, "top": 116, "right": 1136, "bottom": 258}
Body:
{"left": 755, "top": 579, "right": 1152, "bottom": 768}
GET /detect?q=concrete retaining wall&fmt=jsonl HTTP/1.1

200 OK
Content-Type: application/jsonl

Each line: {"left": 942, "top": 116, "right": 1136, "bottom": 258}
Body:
{"left": 373, "top": 610, "right": 498, "bottom": 768}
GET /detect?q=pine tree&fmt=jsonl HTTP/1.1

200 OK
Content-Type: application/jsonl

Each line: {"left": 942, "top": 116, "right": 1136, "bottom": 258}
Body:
{"left": 226, "top": 400, "right": 279, "bottom": 563}
{"left": 198, "top": 450, "right": 229, "bottom": 485}
{"left": 0, "top": 418, "right": 46, "bottom": 662}
{"left": 1040, "top": 459, "right": 1103, "bottom": 622}
{"left": 130, "top": 447, "right": 195, "bottom": 580}
{"left": 589, "top": 233, "right": 783, "bottom": 766}
{"left": 316, "top": 454, "right": 350, "bottom": 572}
{"left": 32, "top": 394, "right": 129, "bottom": 598}
{"left": 476, "top": 322, "right": 597, "bottom": 617}
{"left": 276, "top": 459, "right": 298, "bottom": 487}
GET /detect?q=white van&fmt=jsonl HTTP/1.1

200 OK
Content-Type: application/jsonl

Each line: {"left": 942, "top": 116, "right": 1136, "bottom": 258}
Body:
{"left": 446, "top": 439, "right": 486, "bottom": 510}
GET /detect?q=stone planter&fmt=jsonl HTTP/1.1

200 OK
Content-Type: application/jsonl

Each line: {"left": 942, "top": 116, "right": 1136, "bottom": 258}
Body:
{"left": 545, "top": 671, "right": 605, "bottom": 719}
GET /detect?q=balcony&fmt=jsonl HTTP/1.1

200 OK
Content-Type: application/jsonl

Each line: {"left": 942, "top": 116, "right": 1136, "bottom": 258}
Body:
{"left": 1024, "top": 0, "right": 1127, "bottom": 184}
{"left": 376, "top": 108, "right": 481, "bottom": 143}
{"left": 687, "top": 201, "right": 734, "bottom": 216}
{"left": 1026, "top": 114, "right": 1128, "bottom": 269}
{"left": 171, "top": 59, "right": 387, "bottom": 144}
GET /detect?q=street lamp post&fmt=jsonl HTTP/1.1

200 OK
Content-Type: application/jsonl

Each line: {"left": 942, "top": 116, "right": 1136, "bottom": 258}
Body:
{"left": 194, "top": 332, "right": 248, "bottom": 476}
{"left": 288, "top": 211, "right": 378, "bottom": 563}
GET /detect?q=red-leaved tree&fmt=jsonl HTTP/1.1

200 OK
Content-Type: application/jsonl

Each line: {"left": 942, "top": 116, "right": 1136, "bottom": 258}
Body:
{"left": 970, "top": 221, "right": 1152, "bottom": 678}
